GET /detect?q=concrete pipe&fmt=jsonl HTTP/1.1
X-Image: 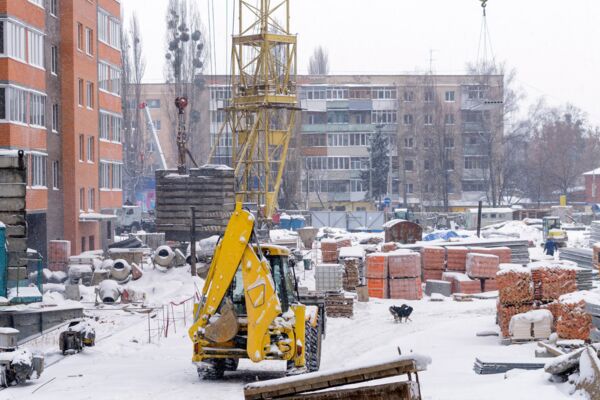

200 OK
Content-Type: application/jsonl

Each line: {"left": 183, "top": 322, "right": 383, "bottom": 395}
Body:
{"left": 110, "top": 259, "right": 132, "bottom": 282}
{"left": 153, "top": 245, "right": 175, "bottom": 268}
{"left": 98, "top": 280, "right": 120, "bottom": 303}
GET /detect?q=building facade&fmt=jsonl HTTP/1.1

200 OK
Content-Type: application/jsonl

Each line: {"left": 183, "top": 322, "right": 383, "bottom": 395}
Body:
{"left": 0, "top": 0, "right": 123, "bottom": 258}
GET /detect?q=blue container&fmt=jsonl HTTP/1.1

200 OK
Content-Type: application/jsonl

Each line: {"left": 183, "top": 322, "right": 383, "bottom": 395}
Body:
{"left": 291, "top": 217, "right": 305, "bottom": 230}
{"left": 279, "top": 217, "right": 291, "bottom": 230}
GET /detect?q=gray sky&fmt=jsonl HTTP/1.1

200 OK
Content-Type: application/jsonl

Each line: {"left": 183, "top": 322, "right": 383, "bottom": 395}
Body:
{"left": 122, "top": 0, "right": 600, "bottom": 124}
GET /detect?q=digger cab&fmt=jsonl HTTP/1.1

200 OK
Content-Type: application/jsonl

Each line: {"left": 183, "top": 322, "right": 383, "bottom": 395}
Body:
{"left": 230, "top": 244, "right": 296, "bottom": 315}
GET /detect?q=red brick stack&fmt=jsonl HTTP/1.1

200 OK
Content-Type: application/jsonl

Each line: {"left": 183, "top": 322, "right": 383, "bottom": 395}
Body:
{"left": 366, "top": 253, "right": 389, "bottom": 298}
{"left": 530, "top": 264, "right": 577, "bottom": 301}
{"left": 593, "top": 243, "right": 600, "bottom": 270}
{"left": 466, "top": 253, "right": 500, "bottom": 279}
{"left": 497, "top": 302, "right": 534, "bottom": 337}
{"left": 483, "top": 279, "right": 498, "bottom": 292}
{"left": 388, "top": 251, "right": 422, "bottom": 300}
{"left": 48, "top": 240, "right": 71, "bottom": 272}
{"left": 469, "top": 246, "right": 511, "bottom": 264}
{"left": 496, "top": 264, "right": 534, "bottom": 337}
{"left": 555, "top": 293, "right": 592, "bottom": 340}
{"left": 389, "top": 277, "right": 422, "bottom": 300}
{"left": 421, "top": 246, "right": 446, "bottom": 281}
{"left": 446, "top": 247, "right": 469, "bottom": 272}
{"left": 442, "top": 271, "right": 481, "bottom": 294}
{"left": 321, "top": 239, "right": 338, "bottom": 263}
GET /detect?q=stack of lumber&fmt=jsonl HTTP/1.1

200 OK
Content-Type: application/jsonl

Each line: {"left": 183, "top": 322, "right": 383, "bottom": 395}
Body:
{"left": 497, "top": 302, "right": 534, "bottom": 337}
{"left": 366, "top": 253, "right": 389, "bottom": 298}
{"left": 530, "top": 262, "right": 578, "bottom": 301}
{"left": 509, "top": 309, "right": 553, "bottom": 340}
{"left": 342, "top": 258, "right": 360, "bottom": 291}
{"left": 555, "top": 292, "right": 593, "bottom": 340}
{"left": 473, "top": 357, "right": 545, "bottom": 375}
{"left": 321, "top": 239, "right": 338, "bottom": 263}
{"left": 421, "top": 246, "right": 445, "bottom": 281}
{"left": 315, "top": 264, "right": 343, "bottom": 292}
{"left": 155, "top": 166, "right": 235, "bottom": 241}
{"left": 446, "top": 247, "right": 469, "bottom": 272}
{"left": 442, "top": 272, "right": 481, "bottom": 294}
{"left": 324, "top": 292, "right": 353, "bottom": 318}
{"left": 424, "top": 280, "right": 452, "bottom": 297}
{"left": 466, "top": 253, "right": 499, "bottom": 279}
{"left": 389, "top": 277, "right": 422, "bottom": 300}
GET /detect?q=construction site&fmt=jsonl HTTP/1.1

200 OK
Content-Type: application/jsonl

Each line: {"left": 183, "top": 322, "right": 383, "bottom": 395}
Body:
{"left": 1, "top": 0, "right": 600, "bottom": 399}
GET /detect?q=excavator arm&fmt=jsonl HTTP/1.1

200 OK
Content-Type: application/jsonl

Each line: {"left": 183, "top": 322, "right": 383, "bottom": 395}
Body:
{"left": 188, "top": 203, "right": 283, "bottom": 362}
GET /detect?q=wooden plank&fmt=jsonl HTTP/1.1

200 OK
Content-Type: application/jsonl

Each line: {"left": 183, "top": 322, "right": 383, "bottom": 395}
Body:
{"left": 537, "top": 342, "right": 566, "bottom": 357}
{"left": 277, "top": 381, "right": 419, "bottom": 400}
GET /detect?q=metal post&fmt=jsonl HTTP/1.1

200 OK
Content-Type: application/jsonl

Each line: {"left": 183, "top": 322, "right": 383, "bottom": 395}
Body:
{"left": 0, "top": 225, "right": 6, "bottom": 298}
{"left": 477, "top": 200, "right": 483, "bottom": 238}
{"left": 190, "top": 206, "right": 197, "bottom": 277}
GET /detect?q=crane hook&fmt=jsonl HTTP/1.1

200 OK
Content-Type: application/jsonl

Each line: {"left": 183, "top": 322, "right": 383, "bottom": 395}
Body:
{"left": 480, "top": 0, "right": 487, "bottom": 16}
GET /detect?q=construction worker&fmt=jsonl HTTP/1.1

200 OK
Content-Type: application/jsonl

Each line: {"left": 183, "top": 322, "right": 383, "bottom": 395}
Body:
{"left": 544, "top": 238, "right": 557, "bottom": 257}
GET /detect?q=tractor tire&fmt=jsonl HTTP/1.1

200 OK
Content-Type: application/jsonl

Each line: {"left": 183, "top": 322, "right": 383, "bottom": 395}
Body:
{"left": 224, "top": 358, "right": 239, "bottom": 371}
{"left": 198, "top": 359, "right": 226, "bottom": 380}
{"left": 305, "top": 320, "right": 322, "bottom": 372}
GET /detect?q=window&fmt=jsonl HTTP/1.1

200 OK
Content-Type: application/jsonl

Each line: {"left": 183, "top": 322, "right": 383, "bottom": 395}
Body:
{"left": 445, "top": 113, "right": 455, "bottom": 125}
{"left": 463, "top": 181, "right": 486, "bottom": 192}
{"left": 86, "top": 82, "right": 94, "bottom": 108}
{"left": 423, "top": 138, "right": 433, "bottom": 148}
{"left": 89, "top": 235, "right": 95, "bottom": 251}
{"left": 79, "top": 188, "right": 85, "bottom": 210}
{"left": 52, "top": 104, "right": 59, "bottom": 132}
{"left": 88, "top": 188, "right": 95, "bottom": 210}
{"left": 109, "top": 66, "right": 121, "bottom": 95}
{"left": 210, "top": 87, "right": 232, "bottom": 101}
{"left": 111, "top": 116, "right": 122, "bottom": 142}
{"left": 6, "top": 21, "right": 26, "bottom": 61}
{"left": 424, "top": 114, "right": 433, "bottom": 126}
{"left": 99, "top": 113, "right": 110, "bottom": 139}
{"left": 52, "top": 160, "right": 59, "bottom": 189}
{"left": 81, "top": 237, "right": 86, "bottom": 252}
{"left": 29, "top": 93, "right": 45, "bottom": 127}
{"left": 31, "top": 154, "right": 47, "bottom": 186}
{"left": 27, "top": 30, "right": 43, "bottom": 68}
{"left": 7, "top": 87, "right": 27, "bottom": 124}
{"left": 404, "top": 137, "right": 414, "bottom": 148}
{"left": 467, "top": 85, "right": 486, "bottom": 100}
{"left": 350, "top": 179, "right": 365, "bottom": 192}
{"left": 98, "top": 63, "right": 109, "bottom": 91}
{"left": 464, "top": 157, "right": 489, "bottom": 170}
{"left": 78, "top": 79, "right": 84, "bottom": 106}
{"left": 372, "top": 87, "right": 396, "bottom": 99}
{"left": 405, "top": 183, "right": 414, "bottom": 194}
{"left": 77, "top": 23, "right": 83, "bottom": 51}
{"left": 98, "top": 11, "right": 108, "bottom": 43}
{"left": 424, "top": 90, "right": 433, "bottom": 103}
{"left": 326, "top": 87, "right": 348, "bottom": 100}
{"left": 108, "top": 18, "right": 121, "bottom": 48}
{"left": 372, "top": 110, "right": 397, "bottom": 124}
{"left": 348, "top": 88, "right": 370, "bottom": 99}
{"left": 403, "top": 114, "right": 413, "bottom": 125}
{"left": 100, "top": 161, "right": 111, "bottom": 188}
{"left": 445, "top": 137, "right": 454, "bottom": 148}
{"left": 85, "top": 28, "right": 93, "bottom": 55}
{"left": 28, "top": 0, "right": 44, "bottom": 7}
{"left": 50, "top": 0, "right": 58, "bottom": 16}
{"left": 424, "top": 159, "right": 431, "bottom": 171}
{"left": 146, "top": 99, "right": 160, "bottom": 108}
{"left": 445, "top": 91, "right": 455, "bottom": 102}
{"left": 445, "top": 160, "right": 454, "bottom": 171}
{"left": 302, "top": 87, "right": 326, "bottom": 100}
{"left": 404, "top": 160, "right": 414, "bottom": 171}
{"left": 87, "top": 137, "right": 94, "bottom": 162}
{"left": 51, "top": 46, "right": 58, "bottom": 74}
{"left": 403, "top": 91, "right": 414, "bottom": 102}
{"left": 112, "top": 163, "right": 122, "bottom": 189}
{"left": 327, "top": 111, "right": 349, "bottom": 124}
{"left": 79, "top": 134, "right": 84, "bottom": 161}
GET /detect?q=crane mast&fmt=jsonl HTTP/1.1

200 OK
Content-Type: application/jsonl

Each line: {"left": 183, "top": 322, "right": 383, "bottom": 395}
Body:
{"left": 228, "top": 0, "right": 297, "bottom": 223}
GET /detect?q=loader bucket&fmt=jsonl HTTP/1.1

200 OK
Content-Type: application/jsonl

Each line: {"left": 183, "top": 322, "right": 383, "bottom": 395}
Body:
{"left": 204, "top": 300, "right": 239, "bottom": 343}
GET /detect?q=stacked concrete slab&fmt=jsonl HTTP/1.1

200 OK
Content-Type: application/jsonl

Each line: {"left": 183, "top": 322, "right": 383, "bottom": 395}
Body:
{"left": 0, "top": 151, "right": 28, "bottom": 295}
{"left": 155, "top": 166, "right": 235, "bottom": 241}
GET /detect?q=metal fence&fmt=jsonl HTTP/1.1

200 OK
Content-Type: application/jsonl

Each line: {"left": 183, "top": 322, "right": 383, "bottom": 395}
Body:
{"left": 311, "top": 211, "right": 385, "bottom": 231}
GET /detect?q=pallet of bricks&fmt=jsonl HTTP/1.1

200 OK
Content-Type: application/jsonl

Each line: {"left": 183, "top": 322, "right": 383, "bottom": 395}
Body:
{"left": 320, "top": 237, "right": 351, "bottom": 263}
{"left": 315, "top": 263, "right": 354, "bottom": 318}
{"left": 496, "top": 264, "right": 534, "bottom": 338}
{"left": 342, "top": 257, "right": 360, "bottom": 291}
{"left": 366, "top": 251, "right": 422, "bottom": 300}
{"left": 442, "top": 246, "right": 509, "bottom": 294}
{"left": 48, "top": 240, "right": 71, "bottom": 272}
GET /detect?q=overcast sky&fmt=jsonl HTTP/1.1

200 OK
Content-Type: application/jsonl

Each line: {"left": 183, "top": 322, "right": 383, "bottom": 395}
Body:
{"left": 121, "top": 0, "right": 600, "bottom": 124}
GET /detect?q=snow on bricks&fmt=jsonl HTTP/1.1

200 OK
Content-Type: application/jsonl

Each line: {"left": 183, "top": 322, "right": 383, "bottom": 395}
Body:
{"left": 466, "top": 253, "right": 499, "bottom": 279}
{"left": 442, "top": 272, "right": 481, "bottom": 294}
{"left": 389, "top": 277, "right": 423, "bottom": 300}
{"left": 446, "top": 247, "right": 469, "bottom": 272}
{"left": 496, "top": 264, "right": 534, "bottom": 305}
{"left": 321, "top": 239, "right": 338, "bottom": 263}
{"left": 421, "top": 246, "right": 445, "bottom": 271}
{"left": 530, "top": 262, "right": 578, "bottom": 301}
{"left": 366, "top": 253, "right": 389, "bottom": 279}
{"left": 342, "top": 258, "right": 360, "bottom": 291}
{"left": 555, "top": 292, "right": 595, "bottom": 340}
{"left": 388, "top": 251, "right": 421, "bottom": 278}
{"left": 468, "top": 246, "right": 512, "bottom": 264}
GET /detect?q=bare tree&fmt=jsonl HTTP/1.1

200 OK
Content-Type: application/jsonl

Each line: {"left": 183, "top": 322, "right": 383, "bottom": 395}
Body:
{"left": 308, "top": 46, "right": 330, "bottom": 75}
{"left": 164, "top": 0, "right": 207, "bottom": 167}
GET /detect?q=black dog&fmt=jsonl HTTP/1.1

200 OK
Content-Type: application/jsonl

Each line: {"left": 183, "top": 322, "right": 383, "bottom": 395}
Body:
{"left": 389, "top": 304, "right": 413, "bottom": 323}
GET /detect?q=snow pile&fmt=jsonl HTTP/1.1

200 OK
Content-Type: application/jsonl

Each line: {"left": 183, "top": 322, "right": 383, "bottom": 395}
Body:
{"left": 483, "top": 220, "right": 542, "bottom": 243}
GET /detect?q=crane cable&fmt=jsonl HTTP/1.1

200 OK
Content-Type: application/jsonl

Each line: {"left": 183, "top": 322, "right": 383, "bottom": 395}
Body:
{"left": 476, "top": 0, "right": 495, "bottom": 70}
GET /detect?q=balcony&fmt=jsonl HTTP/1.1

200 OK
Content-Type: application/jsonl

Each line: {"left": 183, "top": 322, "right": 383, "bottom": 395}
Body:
{"left": 348, "top": 99, "right": 372, "bottom": 110}
{"left": 463, "top": 122, "right": 485, "bottom": 133}
{"left": 301, "top": 123, "right": 376, "bottom": 133}
{"left": 327, "top": 100, "right": 349, "bottom": 109}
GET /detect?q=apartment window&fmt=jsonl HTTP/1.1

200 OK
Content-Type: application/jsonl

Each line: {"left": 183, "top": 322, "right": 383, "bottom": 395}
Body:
{"left": 86, "top": 82, "right": 94, "bottom": 108}
{"left": 464, "top": 157, "right": 488, "bottom": 170}
{"left": 404, "top": 160, "right": 414, "bottom": 171}
{"left": 112, "top": 163, "right": 122, "bottom": 189}
{"left": 109, "top": 66, "right": 121, "bottom": 95}
{"left": 424, "top": 90, "right": 433, "bottom": 103}
{"left": 31, "top": 154, "right": 47, "bottom": 186}
{"left": 146, "top": 99, "right": 160, "bottom": 108}
{"left": 445, "top": 91, "right": 455, "bottom": 102}
{"left": 7, "top": 87, "right": 27, "bottom": 124}
{"left": 99, "top": 113, "right": 109, "bottom": 139}
{"left": 81, "top": 237, "right": 86, "bottom": 252}
{"left": 424, "top": 159, "right": 431, "bottom": 171}
{"left": 77, "top": 23, "right": 83, "bottom": 51}
{"left": 405, "top": 183, "right": 414, "bottom": 194}
{"left": 372, "top": 87, "right": 396, "bottom": 99}
{"left": 424, "top": 114, "right": 433, "bottom": 125}
{"left": 445, "top": 137, "right": 455, "bottom": 148}
{"left": 88, "top": 188, "right": 95, "bottom": 210}
{"left": 445, "top": 160, "right": 455, "bottom": 171}
{"left": 350, "top": 179, "right": 364, "bottom": 192}
{"left": 326, "top": 87, "right": 348, "bottom": 100}
{"left": 50, "top": 46, "right": 58, "bottom": 74}
{"left": 100, "top": 162, "right": 111, "bottom": 189}
{"left": 327, "top": 111, "right": 349, "bottom": 124}
{"left": 424, "top": 138, "right": 433, "bottom": 148}
{"left": 467, "top": 85, "right": 486, "bottom": 100}
{"left": 87, "top": 137, "right": 94, "bottom": 162}
{"left": 52, "top": 104, "right": 59, "bottom": 132}
{"left": 98, "top": 63, "right": 109, "bottom": 91}
{"left": 5, "top": 21, "right": 26, "bottom": 61}
{"left": 444, "top": 113, "right": 455, "bottom": 125}
{"left": 85, "top": 28, "right": 93, "bottom": 55}
{"left": 403, "top": 91, "right": 414, "bottom": 102}
{"left": 52, "top": 160, "right": 59, "bottom": 189}
{"left": 78, "top": 79, "right": 84, "bottom": 106}
{"left": 108, "top": 18, "right": 121, "bottom": 48}
{"left": 50, "top": 0, "right": 58, "bottom": 16}
{"left": 79, "top": 188, "right": 85, "bottom": 210}
{"left": 98, "top": 11, "right": 108, "bottom": 43}
{"left": 404, "top": 137, "right": 414, "bottom": 148}
{"left": 463, "top": 181, "right": 486, "bottom": 192}
{"left": 29, "top": 93, "right": 45, "bottom": 127}
{"left": 78, "top": 134, "right": 84, "bottom": 161}
{"left": 111, "top": 116, "right": 122, "bottom": 142}
{"left": 27, "top": 30, "right": 44, "bottom": 68}
{"left": 28, "top": 0, "right": 44, "bottom": 7}
{"left": 372, "top": 110, "right": 397, "bottom": 124}
{"left": 403, "top": 114, "right": 413, "bottom": 125}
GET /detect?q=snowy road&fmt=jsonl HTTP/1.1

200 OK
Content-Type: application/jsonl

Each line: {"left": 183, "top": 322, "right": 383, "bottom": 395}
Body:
{"left": 1, "top": 295, "right": 572, "bottom": 400}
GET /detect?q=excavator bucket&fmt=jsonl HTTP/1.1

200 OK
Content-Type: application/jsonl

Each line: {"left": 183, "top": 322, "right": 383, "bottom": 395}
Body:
{"left": 204, "top": 299, "right": 239, "bottom": 343}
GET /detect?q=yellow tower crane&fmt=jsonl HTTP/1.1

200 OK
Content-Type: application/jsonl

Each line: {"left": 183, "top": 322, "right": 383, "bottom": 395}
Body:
{"left": 210, "top": 0, "right": 297, "bottom": 225}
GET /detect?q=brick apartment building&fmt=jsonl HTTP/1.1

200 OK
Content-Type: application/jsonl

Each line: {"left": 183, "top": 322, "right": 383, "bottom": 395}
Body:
{"left": 137, "top": 74, "right": 503, "bottom": 212}
{"left": 0, "top": 0, "right": 123, "bottom": 258}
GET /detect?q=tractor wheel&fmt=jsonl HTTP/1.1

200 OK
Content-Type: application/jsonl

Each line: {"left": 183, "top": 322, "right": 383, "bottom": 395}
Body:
{"left": 224, "top": 358, "right": 239, "bottom": 371}
{"left": 198, "top": 359, "right": 226, "bottom": 380}
{"left": 305, "top": 320, "right": 322, "bottom": 372}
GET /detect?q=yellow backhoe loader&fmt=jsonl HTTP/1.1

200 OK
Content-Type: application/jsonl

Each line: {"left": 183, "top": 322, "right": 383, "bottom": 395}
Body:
{"left": 188, "top": 203, "right": 324, "bottom": 379}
